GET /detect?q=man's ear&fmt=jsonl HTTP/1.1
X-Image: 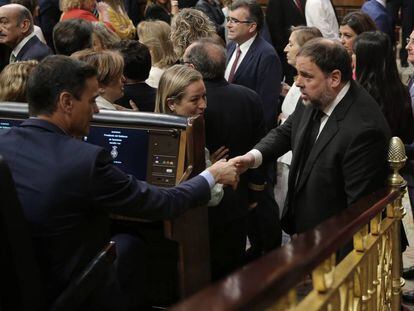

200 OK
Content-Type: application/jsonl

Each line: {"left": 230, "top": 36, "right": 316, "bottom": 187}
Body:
{"left": 249, "top": 22, "right": 257, "bottom": 34}
{"left": 20, "top": 19, "right": 31, "bottom": 34}
{"left": 330, "top": 69, "right": 342, "bottom": 88}
{"left": 58, "top": 91, "right": 74, "bottom": 114}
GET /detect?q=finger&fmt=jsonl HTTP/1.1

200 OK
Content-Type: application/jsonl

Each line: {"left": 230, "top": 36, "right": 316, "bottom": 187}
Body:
{"left": 129, "top": 100, "right": 139, "bottom": 111}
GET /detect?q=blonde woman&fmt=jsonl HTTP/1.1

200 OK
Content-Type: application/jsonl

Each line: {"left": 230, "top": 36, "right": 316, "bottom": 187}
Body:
{"left": 71, "top": 49, "right": 137, "bottom": 111}
{"left": 0, "top": 60, "right": 38, "bottom": 102}
{"left": 97, "top": 0, "right": 136, "bottom": 39}
{"left": 156, "top": 64, "right": 223, "bottom": 206}
{"left": 137, "top": 20, "right": 177, "bottom": 88}
{"left": 170, "top": 8, "right": 216, "bottom": 59}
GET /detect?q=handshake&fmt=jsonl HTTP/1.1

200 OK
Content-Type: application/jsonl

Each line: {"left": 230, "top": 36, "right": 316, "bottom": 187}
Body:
{"left": 206, "top": 153, "right": 256, "bottom": 189}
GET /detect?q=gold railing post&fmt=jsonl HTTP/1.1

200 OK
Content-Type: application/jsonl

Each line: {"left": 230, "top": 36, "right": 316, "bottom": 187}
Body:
{"left": 387, "top": 137, "right": 407, "bottom": 310}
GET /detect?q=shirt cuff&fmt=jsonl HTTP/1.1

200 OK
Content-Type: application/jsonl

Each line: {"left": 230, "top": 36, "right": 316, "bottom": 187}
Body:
{"left": 200, "top": 170, "right": 216, "bottom": 189}
{"left": 248, "top": 149, "right": 263, "bottom": 168}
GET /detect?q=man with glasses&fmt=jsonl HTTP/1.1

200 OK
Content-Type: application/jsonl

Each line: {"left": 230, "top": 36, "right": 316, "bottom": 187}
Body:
{"left": 225, "top": 0, "right": 281, "bottom": 132}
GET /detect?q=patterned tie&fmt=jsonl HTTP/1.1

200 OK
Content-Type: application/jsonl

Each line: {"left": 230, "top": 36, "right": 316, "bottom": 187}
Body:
{"left": 228, "top": 46, "right": 242, "bottom": 83}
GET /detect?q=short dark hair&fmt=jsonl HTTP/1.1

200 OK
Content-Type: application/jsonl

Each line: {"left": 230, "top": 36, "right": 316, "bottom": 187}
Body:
{"left": 27, "top": 55, "right": 97, "bottom": 115}
{"left": 297, "top": 38, "right": 352, "bottom": 83}
{"left": 340, "top": 11, "right": 377, "bottom": 35}
{"left": 229, "top": 0, "right": 263, "bottom": 32}
{"left": 184, "top": 38, "right": 226, "bottom": 80}
{"left": 113, "top": 40, "right": 152, "bottom": 81}
{"left": 53, "top": 19, "right": 93, "bottom": 56}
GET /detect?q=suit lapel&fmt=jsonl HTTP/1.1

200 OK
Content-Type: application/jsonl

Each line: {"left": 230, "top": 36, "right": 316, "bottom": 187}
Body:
{"left": 288, "top": 101, "right": 313, "bottom": 191}
{"left": 226, "top": 43, "right": 236, "bottom": 64}
{"left": 295, "top": 82, "right": 355, "bottom": 193}
{"left": 16, "top": 36, "right": 36, "bottom": 61}
{"left": 232, "top": 36, "right": 259, "bottom": 81}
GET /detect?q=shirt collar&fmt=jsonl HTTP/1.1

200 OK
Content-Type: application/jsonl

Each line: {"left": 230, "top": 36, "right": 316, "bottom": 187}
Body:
{"left": 11, "top": 32, "right": 35, "bottom": 59}
{"left": 322, "top": 82, "right": 350, "bottom": 117}
{"left": 237, "top": 34, "right": 257, "bottom": 55}
{"left": 375, "top": 0, "right": 386, "bottom": 8}
{"left": 96, "top": 96, "right": 117, "bottom": 110}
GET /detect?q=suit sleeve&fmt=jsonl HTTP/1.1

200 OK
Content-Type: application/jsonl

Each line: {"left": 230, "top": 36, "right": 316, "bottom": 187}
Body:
{"left": 90, "top": 150, "right": 211, "bottom": 220}
{"left": 342, "top": 128, "right": 389, "bottom": 205}
{"left": 254, "top": 110, "right": 293, "bottom": 164}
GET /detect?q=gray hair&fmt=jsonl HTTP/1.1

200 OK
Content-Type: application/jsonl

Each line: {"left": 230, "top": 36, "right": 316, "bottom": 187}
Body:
{"left": 183, "top": 39, "right": 226, "bottom": 80}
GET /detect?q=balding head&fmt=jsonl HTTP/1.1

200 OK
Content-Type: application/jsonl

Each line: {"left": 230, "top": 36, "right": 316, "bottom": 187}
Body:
{"left": 0, "top": 4, "right": 33, "bottom": 48}
{"left": 183, "top": 38, "right": 226, "bottom": 80}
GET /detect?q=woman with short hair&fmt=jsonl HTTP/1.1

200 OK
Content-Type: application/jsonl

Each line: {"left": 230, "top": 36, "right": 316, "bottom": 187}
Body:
{"left": 71, "top": 49, "right": 137, "bottom": 111}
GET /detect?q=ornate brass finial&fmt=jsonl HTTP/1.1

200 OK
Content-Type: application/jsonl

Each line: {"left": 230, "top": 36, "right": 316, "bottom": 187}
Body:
{"left": 388, "top": 137, "right": 407, "bottom": 187}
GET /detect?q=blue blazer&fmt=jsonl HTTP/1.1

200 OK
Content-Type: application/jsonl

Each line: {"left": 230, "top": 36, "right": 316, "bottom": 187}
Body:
{"left": 227, "top": 35, "right": 282, "bottom": 130}
{"left": 361, "top": 0, "right": 393, "bottom": 39}
{"left": 16, "top": 35, "right": 52, "bottom": 62}
{"left": 0, "top": 118, "right": 210, "bottom": 302}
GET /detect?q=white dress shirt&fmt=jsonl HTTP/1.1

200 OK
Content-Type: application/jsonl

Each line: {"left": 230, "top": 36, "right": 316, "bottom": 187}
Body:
{"left": 225, "top": 34, "right": 257, "bottom": 81}
{"left": 305, "top": 0, "right": 339, "bottom": 40}
{"left": 249, "top": 82, "right": 351, "bottom": 168}
{"left": 96, "top": 96, "right": 117, "bottom": 110}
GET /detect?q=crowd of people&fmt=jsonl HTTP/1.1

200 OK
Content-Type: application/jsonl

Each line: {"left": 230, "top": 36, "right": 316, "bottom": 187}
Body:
{"left": 0, "top": 0, "right": 414, "bottom": 309}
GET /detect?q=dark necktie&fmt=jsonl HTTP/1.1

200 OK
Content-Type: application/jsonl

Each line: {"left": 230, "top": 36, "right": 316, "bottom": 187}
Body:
{"left": 293, "top": 0, "right": 303, "bottom": 14}
{"left": 295, "top": 109, "right": 325, "bottom": 185}
{"left": 228, "top": 46, "right": 241, "bottom": 83}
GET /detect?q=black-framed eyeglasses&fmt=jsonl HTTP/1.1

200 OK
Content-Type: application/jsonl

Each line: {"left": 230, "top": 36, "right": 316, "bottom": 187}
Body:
{"left": 226, "top": 16, "right": 254, "bottom": 24}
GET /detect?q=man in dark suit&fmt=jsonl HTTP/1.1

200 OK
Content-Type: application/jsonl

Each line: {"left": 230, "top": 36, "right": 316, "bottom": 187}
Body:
{"left": 0, "top": 4, "right": 51, "bottom": 63}
{"left": 225, "top": 0, "right": 283, "bottom": 259}
{"left": 0, "top": 55, "right": 238, "bottom": 309}
{"left": 232, "top": 39, "right": 390, "bottom": 234}
{"left": 225, "top": 0, "right": 282, "bottom": 131}
{"left": 183, "top": 39, "right": 277, "bottom": 279}
{"left": 361, "top": 0, "right": 393, "bottom": 40}
{"left": 266, "top": 0, "right": 306, "bottom": 85}
{"left": 115, "top": 40, "right": 156, "bottom": 112}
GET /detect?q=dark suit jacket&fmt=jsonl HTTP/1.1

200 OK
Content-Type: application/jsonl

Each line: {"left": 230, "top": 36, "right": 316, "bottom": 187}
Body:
{"left": 195, "top": 0, "right": 225, "bottom": 39}
{"left": 227, "top": 35, "right": 282, "bottom": 130}
{"left": 0, "top": 118, "right": 210, "bottom": 302}
{"left": 16, "top": 35, "right": 52, "bottom": 62}
{"left": 39, "top": 0, "right": 61, "bottom": 49}
{"left": 255, "top": 81, "right": 391, "bottom": 233}
{"left": 115, "top": 82, "right": 156, "bottom": 112}
{"left": 204, "top": 78, "right": 266, "bottom": 224}
{"left": 266, "top": 0, "right": 306, "bottom": 53}
{"left": 361, "top": 0, "right": 393, "bottom": 39}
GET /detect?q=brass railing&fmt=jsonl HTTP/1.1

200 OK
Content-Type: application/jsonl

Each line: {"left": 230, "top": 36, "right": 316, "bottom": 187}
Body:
{"left": 170, "top": 137, "right": 407, "bottom": 311}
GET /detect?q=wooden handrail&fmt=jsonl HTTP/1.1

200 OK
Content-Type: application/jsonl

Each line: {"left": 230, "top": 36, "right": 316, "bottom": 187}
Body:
{"left": 169, "top": 188, "right": 401, "bottom": 311}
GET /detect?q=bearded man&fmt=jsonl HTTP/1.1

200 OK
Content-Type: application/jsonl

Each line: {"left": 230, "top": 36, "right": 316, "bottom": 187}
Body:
{"left": 231, "top": 38, "right": 390, "bottom": 234}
